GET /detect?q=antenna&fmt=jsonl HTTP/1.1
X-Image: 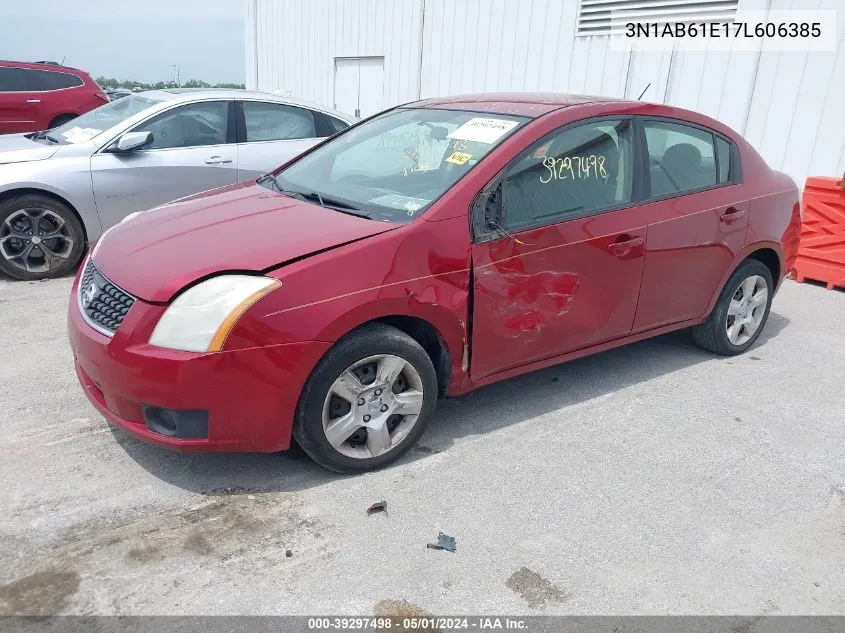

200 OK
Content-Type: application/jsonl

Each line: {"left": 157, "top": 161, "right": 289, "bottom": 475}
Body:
{"left": 637, "top": 83, "right": 651, "bottom": 100}
{"left": 60, "top": 56, "right": 65, "bottom": 65}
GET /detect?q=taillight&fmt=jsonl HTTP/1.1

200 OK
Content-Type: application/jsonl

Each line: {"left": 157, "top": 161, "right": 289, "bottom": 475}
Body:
{"left": 95, "top": 91, "right": 110, "bottom": 103}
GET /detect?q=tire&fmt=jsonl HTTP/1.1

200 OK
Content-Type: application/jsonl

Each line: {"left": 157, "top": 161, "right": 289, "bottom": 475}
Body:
{"left": 293, "top": 323, "right": 438, "bottom": 473}
{"left": 692, "top": 259, "right": 774, "bottom": 356}
{"left": 0, "top": 194, "right": 86, "bottom": 281}
{"left": 49, "top": 114, "right": 76, "bottom": 129}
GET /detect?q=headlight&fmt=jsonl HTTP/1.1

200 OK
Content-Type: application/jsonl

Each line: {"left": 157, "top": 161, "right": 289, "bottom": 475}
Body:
{"left": 149, "top": 275, "right": 281, "bottom": 352}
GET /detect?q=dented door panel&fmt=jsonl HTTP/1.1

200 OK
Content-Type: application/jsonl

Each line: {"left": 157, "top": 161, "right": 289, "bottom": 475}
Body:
{"left": 470, "top": 205, "right": 651, "bottom": 380}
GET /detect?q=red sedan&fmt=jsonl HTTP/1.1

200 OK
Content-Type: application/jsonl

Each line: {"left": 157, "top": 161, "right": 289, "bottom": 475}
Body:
{"left": 67, "top": 93, "right": 801, "bottom": 472}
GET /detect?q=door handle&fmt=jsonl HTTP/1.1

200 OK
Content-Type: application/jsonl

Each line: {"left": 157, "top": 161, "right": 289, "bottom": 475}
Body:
{"left": 607, "top": 236, "right": 644, "bottom": 257}
{"left": 205, "top": 156, "right": 232, "bottom": 165}
{"left": 26, "top": 99, "right": 41, "bottom": 103}
{"left": 720, "top": 207, "right": 746, "bottom": 225}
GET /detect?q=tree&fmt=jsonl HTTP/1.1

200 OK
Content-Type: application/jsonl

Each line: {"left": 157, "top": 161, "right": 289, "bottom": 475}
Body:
{"left": 182, "top": 79, "right": 211, "bottom": 88}
{"left": 94, "top": 76, "right": 245, "bottom": 91}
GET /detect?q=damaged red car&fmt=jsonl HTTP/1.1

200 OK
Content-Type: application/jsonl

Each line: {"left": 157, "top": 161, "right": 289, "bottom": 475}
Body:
{"left": 68, "top": 93, "right": 801, "bottom": 472}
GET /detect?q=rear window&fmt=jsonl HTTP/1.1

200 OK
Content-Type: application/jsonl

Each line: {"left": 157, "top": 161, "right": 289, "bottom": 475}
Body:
{"left": 0, "top": 66, "right": 83, "bottom": 91}
{"left": 37, "top": 70, "right": 84, "bottom": 90}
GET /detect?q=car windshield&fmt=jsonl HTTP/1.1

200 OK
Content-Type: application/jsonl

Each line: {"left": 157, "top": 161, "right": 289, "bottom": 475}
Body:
{"left": 266, "top": 107, "right": 529, "bottom": 222}
{"left": 50, "top": 95, "right": 162, "bottom": 144}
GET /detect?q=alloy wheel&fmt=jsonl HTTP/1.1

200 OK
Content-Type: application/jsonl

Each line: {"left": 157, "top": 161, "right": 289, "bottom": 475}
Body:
{"left": 725, "top": 274, "right": 768, "bottom": 346}
{"left": 0, "top": 208, "right": 75, "bottom": 274}
{"left": 322, "top": 354, "right": 424, "bottom": 459}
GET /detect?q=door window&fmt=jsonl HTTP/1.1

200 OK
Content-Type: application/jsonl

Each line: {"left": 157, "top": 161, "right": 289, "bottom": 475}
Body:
{"left": 715, "top": 135, "right": 732, "bottom": 184}
{"left": 0, "top": 67, "right": 83, "bottom": 92}
{"left": 323, "top": 114, "right": 350, "bottom": 134}
{"left": 643, "top": 120, "right": 719, "bottom": 197}
{"left": 131, "top": 101, "right": 228, "bottom": 150}
{"left": 503, "top": 119, "right": 634, "bottom": 231}
{"left": 0, "top": 67, "right": 40, "bottom": 91}
{"left": 242, "top": 101, "right": 316, "bottom": 141}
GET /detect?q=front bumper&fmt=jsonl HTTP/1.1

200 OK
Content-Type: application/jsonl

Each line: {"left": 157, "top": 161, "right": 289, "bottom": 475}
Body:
{"left": 67, "top": 271, "right": 331, "bottom": 452}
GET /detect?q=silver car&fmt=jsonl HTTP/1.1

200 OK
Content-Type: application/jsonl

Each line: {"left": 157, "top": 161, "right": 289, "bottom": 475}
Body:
{"left": 0, "top": 89, "right": 355, "bottom": 280}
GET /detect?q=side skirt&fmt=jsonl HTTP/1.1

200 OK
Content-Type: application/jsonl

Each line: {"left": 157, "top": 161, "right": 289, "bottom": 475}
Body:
{"left": 451, "top": 316, "right": 704, "bottom": 396}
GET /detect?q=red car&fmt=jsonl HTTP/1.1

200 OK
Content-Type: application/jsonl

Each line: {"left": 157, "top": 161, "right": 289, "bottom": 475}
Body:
{"left": 0, "top": 61, "right": 108, "bottom": 133}
{"left": 67, "top": 93, "right": 801, "bottom": 472}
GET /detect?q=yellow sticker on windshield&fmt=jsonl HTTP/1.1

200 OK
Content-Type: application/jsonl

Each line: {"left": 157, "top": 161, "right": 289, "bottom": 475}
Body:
{"left": 446, "top": 151, "right": 472, "bottom": 165}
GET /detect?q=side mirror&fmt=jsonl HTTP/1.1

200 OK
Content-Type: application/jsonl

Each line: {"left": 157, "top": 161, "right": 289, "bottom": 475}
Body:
{"left": 484, "top": 182, "right": 504, "bottom": 228}
{"left": 472, "top": 179, "right": 504, "bottom": 242}
{"left": 110, "top": 131, "right": 153, "bottom": 153}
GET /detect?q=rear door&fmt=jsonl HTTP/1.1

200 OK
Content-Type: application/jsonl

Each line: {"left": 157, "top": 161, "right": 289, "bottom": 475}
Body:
{"left": 631, "top": 118, "right": 748, "bottom": 332}
{"left": 235, "top": 100, "right": 332, "bottom": 180}
{"left": 90, "top": 100, "right": 238, "bottom": 229}
{"left": 470, "top": 118, "right": 652, "bottom": 379}
{"left": 0, "top": 67, "right": 43, "bottom": 133}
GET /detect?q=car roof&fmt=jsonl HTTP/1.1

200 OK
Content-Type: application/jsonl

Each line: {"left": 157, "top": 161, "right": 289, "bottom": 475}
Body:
{"left": 136, "top": 88, "right": 355, "bottom": 120}
{"left": 0, "top": 60, "right": 87, "bottom": 74}
{"left": 407, "top": 92, "right": 633, "bottom": 117}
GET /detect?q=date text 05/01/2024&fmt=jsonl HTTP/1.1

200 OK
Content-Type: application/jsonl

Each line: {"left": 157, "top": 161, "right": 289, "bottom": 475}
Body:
{"left": 306, "top": 617, "right": 528, "bottom": 630}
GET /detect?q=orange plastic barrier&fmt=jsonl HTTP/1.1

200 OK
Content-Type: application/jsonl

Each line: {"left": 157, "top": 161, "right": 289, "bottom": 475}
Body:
{"left": 793, "top": 176, "right": 845, "bottom": 290}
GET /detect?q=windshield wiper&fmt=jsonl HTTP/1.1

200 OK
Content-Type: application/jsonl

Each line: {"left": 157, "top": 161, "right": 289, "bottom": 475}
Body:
{"left": 299, "top": 192, "right": 371, "bottom": 218}
{"left": 27, "top": 130, "right": 60, "bottom": 144}
{"left": 258, "top": 174, "right": 370, "bottom": 218}
{"left": 257, "top": 172, "right": 283, "bottom": 191}
{"left": 298, "top": 192, "right": 359, "bottom": 211}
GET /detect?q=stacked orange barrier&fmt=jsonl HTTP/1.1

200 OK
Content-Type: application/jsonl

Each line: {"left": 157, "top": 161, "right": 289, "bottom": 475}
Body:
{"left": 793, "top": 176, "right": 845, "bottom": 290}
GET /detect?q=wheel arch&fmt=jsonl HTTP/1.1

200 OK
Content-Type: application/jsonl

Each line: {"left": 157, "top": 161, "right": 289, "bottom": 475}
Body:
{"left": 306, "top": 301, "right": 465, "bottom": 399}
{"left": 0, "top": 187, "right": 89, "bottom": 243}
{"left": 703, "top": 241, "right": 784, "bottom": 319}
{"left": 48, "top": 113, "right": 78, "bottom": 128}
{"left": 745, "top": 247, "right": 781, "bottom": 288}
{"left": 371, "top": 315, "right": 453, "bottom": 398}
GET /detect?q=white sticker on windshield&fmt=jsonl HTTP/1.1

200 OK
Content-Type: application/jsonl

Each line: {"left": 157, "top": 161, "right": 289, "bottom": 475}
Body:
{"left": 447, "top": 117, "right": 519, "bottom": 144}
{"left": 61, "top": 127, "right": 101, "bottom": 143}
{"left": 369, "top": 194, "right": 430, "bottom": 212}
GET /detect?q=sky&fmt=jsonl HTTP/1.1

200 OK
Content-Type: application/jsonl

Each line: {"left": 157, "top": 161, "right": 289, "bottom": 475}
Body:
{"left": 1, "top": 0, "right": 245, "bottom": 84}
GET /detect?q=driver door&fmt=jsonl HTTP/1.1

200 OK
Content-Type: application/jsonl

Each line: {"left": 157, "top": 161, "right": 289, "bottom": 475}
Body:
{"left": 470, "top": 118, "right": 649, "bottom": 379}
{"left": 90, "top": 100, "right": 238, "bottom": 230}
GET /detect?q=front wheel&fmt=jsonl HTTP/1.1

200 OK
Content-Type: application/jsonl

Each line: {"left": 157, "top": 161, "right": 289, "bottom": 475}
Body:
{"left": 293, "top": 324, "right": 438, "bottom": 473}
{"left": 0, "top": 194, "right": 86, "bottom": 280}
{"left": 692, "top": 259, "right": 774, "bottom": 355}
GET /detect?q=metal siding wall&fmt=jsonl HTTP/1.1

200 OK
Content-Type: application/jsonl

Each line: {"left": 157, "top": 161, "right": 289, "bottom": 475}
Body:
{"left": 742, "top": 0, "right": 845, "bottom": 185}
{"left": 245, "top": 0, "right": 845, "bottom": 184}
{"left": 244, "top": 0, "right": 257, "bottom": 90}
{"left": 251, "top": 0, "right": 422, "bottom": 108}
{"left": 418, "top": 0, "right": 582, "bottom": 97}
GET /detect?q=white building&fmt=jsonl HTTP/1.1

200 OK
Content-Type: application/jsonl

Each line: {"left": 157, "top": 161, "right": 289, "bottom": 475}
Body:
{"left": 244, "top": 0, "right": 845, "bottom": 187}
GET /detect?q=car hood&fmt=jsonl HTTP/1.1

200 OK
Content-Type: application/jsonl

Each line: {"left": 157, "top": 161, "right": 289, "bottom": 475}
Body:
{"left": 92, "top": 182, "right": 398, "bottom": 303}
{"left": 0, "top": 134, "right": 60, "bottom": 164}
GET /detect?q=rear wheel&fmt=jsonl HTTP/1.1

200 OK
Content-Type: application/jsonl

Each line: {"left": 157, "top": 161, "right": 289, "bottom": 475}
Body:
{"left": 293, "top": 324, "right": 438, "bottom": 473}
{"left": 692, "top": 259, "right": 773, "bottom": 355}
{"left": 0, "top": 194, "right": 86, "bottom": 280}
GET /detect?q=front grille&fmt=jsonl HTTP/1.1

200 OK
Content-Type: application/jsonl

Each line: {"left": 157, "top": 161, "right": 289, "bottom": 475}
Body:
{"left": 78, "top": 259, "right": 135, "bottom": 335}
